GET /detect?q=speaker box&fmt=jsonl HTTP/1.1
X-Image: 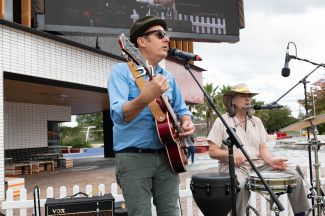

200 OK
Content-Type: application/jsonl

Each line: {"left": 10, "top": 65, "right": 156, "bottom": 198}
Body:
{"left": 45, "top": 193, "right": 114, "bottom": 216}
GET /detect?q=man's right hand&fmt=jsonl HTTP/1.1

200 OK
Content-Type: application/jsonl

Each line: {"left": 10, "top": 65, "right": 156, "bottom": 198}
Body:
{"left": 140, "top": 74, "right": 169, "bottom": 104}
{"left": 234, "top": 152, "right": 246, "bottom": 166}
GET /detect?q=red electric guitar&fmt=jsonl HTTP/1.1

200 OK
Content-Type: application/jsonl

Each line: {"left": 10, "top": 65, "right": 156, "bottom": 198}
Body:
{"left": 118, "top": 34, "right": 189, "bottom": 173}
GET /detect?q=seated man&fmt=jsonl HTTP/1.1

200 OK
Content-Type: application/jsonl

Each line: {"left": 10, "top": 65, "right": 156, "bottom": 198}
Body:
{"left": 207, "top": 83, "right": 310, "bottom": 216}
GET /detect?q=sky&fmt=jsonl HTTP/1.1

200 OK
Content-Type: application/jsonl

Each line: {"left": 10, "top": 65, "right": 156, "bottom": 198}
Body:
{"left": 194, "top": 0, "right": 325, "bottom": 117}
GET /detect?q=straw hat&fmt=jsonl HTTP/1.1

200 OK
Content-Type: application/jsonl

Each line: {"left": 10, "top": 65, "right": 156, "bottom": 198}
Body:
{"left": 223, "top": 83, "right": 258, "bottom": 107}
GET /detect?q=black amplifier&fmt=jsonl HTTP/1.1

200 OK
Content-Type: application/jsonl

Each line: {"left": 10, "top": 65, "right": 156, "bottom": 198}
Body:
{"left": 115, "top": 202, "right": 128, "bottom": 216}
{"left": 45, "top": 193, "right": 114, "bottom": 216}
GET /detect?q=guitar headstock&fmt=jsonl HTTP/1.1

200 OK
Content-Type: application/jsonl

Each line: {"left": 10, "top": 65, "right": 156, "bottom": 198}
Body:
{"left": 118, "top": 34, "right": 154, "bottom": 77}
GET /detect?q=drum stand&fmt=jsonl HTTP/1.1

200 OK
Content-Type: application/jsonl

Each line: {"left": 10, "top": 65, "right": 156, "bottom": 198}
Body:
{"left": 246, "top": 180, "right": 295, "bottom": 216}
{"left": 306, "top": 127, "right": 325, "bottom": 215}
{"left": 179, "top": 59, "right": 284, "bottom": 216}
{"left": 270, "top": 49, "right": 325, "bottom": 216}
{"left": 246, "top": 193, "right": 284, "bottom": 216}
{"left": 268, "top": 192, "right": 287, "bottom": 216}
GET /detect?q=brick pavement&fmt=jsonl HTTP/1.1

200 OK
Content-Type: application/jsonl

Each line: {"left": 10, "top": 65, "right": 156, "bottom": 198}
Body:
{"left": 7, "top": 153, "right": 216, "bottom": 215}
{"left": 23, "top": 154, "right": 217, "bottom": 200}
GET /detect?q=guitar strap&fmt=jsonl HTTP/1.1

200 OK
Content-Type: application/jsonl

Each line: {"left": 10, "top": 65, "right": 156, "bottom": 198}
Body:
{"left": 127, "top": 61, "right": 166, "bottom": 122}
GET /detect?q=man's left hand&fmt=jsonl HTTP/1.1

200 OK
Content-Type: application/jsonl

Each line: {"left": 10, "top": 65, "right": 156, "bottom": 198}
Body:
{"left": 270, "top": 158, "right": 288, "bottom": 171}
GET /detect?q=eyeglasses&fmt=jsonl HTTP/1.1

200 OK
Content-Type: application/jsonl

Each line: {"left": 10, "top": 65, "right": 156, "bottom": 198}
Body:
{"left": 140, "top": 29, "right": 169, "bottom": 39}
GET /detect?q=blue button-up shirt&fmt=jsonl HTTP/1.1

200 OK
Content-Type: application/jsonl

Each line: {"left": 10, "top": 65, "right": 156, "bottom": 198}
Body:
{"left": 108, "top": 62, "right": 192, "bottom": 151}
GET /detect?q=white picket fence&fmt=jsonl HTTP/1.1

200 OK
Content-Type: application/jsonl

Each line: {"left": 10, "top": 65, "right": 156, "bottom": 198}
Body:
{"left": 130, "top": 9, "right": 226, "bottom": 35}
{"left": 178, "top": 14, "right": 226, "bottom": 35}
{"left": 3, "top": 177, "right": 321, "bottom": 216}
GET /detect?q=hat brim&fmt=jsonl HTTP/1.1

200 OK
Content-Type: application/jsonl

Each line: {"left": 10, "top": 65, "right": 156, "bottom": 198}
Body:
{"left": 223, "top": 91, "right": 258, "bottom": 97}
{"left": 130, "top": 18, "right": 167, "bottom": 44}
{"left": 222, "top": 92, "right": 258, "bottom": 108}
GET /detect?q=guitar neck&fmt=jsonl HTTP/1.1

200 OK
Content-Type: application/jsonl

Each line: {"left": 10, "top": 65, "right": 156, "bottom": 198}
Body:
{"left": 118, "top": 34, "right": 182, "bottom": 132}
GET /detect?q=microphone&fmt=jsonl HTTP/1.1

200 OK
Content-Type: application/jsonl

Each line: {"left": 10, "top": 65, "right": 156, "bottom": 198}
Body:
{"left": 168, "top": 48, "right": 202, "bottom": 61}
{"left": 281, "top": 44, "right": 291, "bottom": 77}
{"left": 245, "top": 104, "right": 284, "bottom": 110}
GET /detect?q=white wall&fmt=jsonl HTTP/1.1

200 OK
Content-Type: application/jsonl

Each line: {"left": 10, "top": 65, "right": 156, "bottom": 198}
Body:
{"left": 1, "top": 25, "right": 119, "bottom": 88}
{"left": 4, "top": 102, "right": 71, "bottom": 150}
{"left": 0, "top": 22, "right": 121, "bottom": 200}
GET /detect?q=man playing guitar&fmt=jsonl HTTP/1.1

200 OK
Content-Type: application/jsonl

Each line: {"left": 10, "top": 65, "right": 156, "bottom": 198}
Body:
{"left": 108, "top": 15, "right": 194, "bottom": 216}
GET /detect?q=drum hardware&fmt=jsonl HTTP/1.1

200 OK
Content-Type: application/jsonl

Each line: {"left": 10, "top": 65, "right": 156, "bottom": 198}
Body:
{"left": 294, "top": 131, "right": 325, "bottom": 215}
{"left": 245, "top": 172, "right": 298, "bottom": 216}
{"left": 33, "top": 186, "right": 41, "bottom": 216}
{"left": 296, "top": 165, "right": 325, "bottom": 216}
{"left": 280, "top": 113, "right": 325, "bottom": 216}
{"left": 246, "top": 205, "right": 260, "bottom": 216}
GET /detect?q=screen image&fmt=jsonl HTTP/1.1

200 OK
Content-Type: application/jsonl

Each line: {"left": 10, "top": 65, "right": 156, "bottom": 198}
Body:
{"left": 37, "top": 0, "right": 241, "bottom": 42}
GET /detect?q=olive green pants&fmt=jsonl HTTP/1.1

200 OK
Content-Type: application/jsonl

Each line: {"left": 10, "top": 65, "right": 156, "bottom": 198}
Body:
{"left": 115, "top": 152, "right": 180, "bottom": 216}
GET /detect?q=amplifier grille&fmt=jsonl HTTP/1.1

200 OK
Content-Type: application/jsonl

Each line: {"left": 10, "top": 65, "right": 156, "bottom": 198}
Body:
{"left": 45, "top": 193, "right": 114, "bottom": 216}
{"left": 47, "top": 210, "right": 112, "bottom": 216}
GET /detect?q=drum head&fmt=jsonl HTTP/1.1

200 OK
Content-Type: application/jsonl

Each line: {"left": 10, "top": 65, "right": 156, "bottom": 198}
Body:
{"left": 192, "top": 172, "right": 230, "bottom": 183}
{"left": 250, "top": 172, "right": 293, "bottom": 180}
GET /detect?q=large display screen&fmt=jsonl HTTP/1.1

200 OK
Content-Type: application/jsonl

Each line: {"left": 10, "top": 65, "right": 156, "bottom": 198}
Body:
{"left": 36, "top": 0, "right": 242, "bottom": 42}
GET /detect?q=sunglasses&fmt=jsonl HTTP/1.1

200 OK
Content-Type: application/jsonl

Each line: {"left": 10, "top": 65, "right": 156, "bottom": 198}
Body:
{"left": 140, "top": 29, "right": 169, "bottom": 39}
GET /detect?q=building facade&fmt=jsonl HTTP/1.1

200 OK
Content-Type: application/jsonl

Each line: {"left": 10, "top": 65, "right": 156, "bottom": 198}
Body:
{"left": 0, "top": 19, "right": 204, "bottom": 199}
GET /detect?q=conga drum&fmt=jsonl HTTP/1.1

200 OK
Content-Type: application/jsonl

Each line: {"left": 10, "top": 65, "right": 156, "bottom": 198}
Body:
{"left": 191, "top": 172, "right": 235, "bottom": 216}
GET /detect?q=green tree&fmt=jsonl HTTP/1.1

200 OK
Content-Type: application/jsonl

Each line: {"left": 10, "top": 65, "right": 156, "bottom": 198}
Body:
{"left": 297, "top": 78, "right": 325, "bottom": 134}
{"left": 298, "top": 78, "right": 325, "bottom": 116}
{"left": 59, "top": 126, "right": 91, "bottom": 148}
{"left": 192, "top": 83, "right": 218, "bottom": 130}
{"left": 215, "top": 85, "right": 231, "bottom": 114}
{"left": 254, "top": 106, "right": 297, "bottom": 133}
{"left": 192, "top": 84, "right": 230, "bottom": 133}
{"left": 76, "top": 112, "right": 103, "bottom": 130}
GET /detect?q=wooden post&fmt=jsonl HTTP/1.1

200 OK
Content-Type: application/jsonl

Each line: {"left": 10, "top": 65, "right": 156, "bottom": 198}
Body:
{"left": 176, "top": 40, "right": 183, "bottom": 50}
{"left": 188, "top": 41, "right": 194, "bottom": 64}
{"left": 169, "top": 40, "right": 177, "bottom": 49}
{"left": 0, "top": 0, "right": 5, "bottom": 19}
{"left": 21, "top": 0, "right": 31, "bottom": 27}
{"left": 188, "top": 41, "right": 193, "bottom": 53}
{"left": 182, "top": 41, "right": 189, "bottom": 52}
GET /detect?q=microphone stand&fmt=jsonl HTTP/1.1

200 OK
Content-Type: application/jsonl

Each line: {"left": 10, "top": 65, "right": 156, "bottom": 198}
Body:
{"left": 179, "top": 58, "right": 284, "bottom": 215}
{"left": 273, "top": 58, "right": 324, "bottom": 216}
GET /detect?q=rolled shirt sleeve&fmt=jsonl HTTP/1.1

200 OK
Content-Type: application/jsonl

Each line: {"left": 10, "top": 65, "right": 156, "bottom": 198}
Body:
{"left": 108, "top": 63, "right": 130, "bottom": 125}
